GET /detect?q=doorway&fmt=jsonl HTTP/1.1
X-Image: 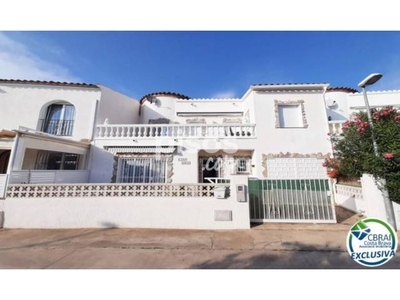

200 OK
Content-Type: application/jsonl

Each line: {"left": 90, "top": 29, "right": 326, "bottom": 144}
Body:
{"left": 0, "top": 150, "right": 11, "bottom": 174}
{"left": 199, "top": 157, "right": 222, "bottom": 183}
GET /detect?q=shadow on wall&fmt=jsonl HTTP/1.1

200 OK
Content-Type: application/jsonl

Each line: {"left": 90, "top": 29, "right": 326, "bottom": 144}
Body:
{"left": 189, "top": 241, "right": 400, "bottom": 269}
{"left": 327, "top": 110, "right": 348, "bottom": 121}
{"left": 89, "top": 146, "right": 116, "bottom": 183}
{"left": 141, "top": 102, "right": 175, "bottom": 124}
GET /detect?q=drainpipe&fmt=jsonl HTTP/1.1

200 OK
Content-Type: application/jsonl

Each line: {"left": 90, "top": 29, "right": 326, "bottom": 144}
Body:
{"left": 322, "top": 86, "right": 334, "bottom": 154}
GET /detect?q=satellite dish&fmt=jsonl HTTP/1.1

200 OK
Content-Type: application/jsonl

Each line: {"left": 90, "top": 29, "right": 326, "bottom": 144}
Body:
{"left": 326, "top": 97, "right": 337, "bottom": 109}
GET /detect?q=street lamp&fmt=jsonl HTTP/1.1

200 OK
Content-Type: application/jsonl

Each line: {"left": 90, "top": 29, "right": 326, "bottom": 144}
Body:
{"left": 358, "top": 73, "right": 396, "bottom": 230}
{"left": 358, "top": 73, "right": 382, "bottom": 156}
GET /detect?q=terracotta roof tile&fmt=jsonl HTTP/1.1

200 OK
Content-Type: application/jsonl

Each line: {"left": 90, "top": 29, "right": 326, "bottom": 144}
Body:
{"left": 139, "top": 91, "right": 190, "bottom": 104}
{"left": 0, "top": 79, "right": 99, "bottom": 89}
{"left": 327, "top": 86, "right": 358, "bottom": 93}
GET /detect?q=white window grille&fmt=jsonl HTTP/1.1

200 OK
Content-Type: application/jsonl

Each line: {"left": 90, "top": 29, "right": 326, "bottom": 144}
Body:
{"left": 42, "top": 103, "right": 75, "bottom": 136}
{"left": 118, "top": 156, "right": 167, "bottom": 183}
{"left": 235, "top": 158, "right": 250, "bottom": 174}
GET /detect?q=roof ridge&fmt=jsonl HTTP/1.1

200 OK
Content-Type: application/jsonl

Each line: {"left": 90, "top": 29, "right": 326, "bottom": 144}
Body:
{"left": 0, "top": 79, "right": 98, "bottom": 88}
{"left": 139, "top": 91, "right": 190, "bottom": 103}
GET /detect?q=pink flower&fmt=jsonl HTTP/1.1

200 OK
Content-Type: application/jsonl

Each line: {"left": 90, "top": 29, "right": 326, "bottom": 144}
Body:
{"left": 322, "top": 162, "right": 328, "bottom": 167}
{"left": 383, "top": 153, "right": 394, "bottom": 159}
{"left": 395, "top": 115, "right": 400, "bottom": 121}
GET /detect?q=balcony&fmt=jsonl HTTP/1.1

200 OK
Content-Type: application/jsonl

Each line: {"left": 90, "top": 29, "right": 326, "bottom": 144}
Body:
{"left": 96, "top": 124, "right": 256, "bottom": 139}
{"left": 328, "top": 120, "right": 345, "bottom": 137}
{"left": 40, "top": 119, "right": 74, "bottom": 136}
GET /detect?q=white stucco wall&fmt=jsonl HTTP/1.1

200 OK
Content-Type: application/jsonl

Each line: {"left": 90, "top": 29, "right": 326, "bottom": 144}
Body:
{"left": 4, "top": 176, "right": 250, "bottom": 229}
{"left": 348, "top": 91, "right": 400, "bottom": 113}
{"left": 250, "top": 90, "right": 331, "bottom": 179}
{"left": 91, "top": 136, "right": 257, "bottom": 184}
{"left": 326, "top": 90, "right": 400, "bottom": 121}
{"left": 325, "top": 91, "right": 350, "bottom": 121}
{"left": 140, "top": 96, "right": 177, "bottom": 124}
{"left": 334, "top": 184, "right": 366, "bottom": 214}
{"left": 0, "top": 83, "right": 101, "bottom": 141}
{"left": 97, "top": 85, "right": 140, "bottom": 125}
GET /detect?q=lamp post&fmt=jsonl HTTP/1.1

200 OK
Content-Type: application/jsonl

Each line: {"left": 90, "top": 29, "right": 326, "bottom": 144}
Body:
{"left": 358, "top": 73, "right": 396, "bottom": 230}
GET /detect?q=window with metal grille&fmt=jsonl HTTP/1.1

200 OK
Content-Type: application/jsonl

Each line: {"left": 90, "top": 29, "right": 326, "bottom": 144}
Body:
{"left": 41, "top": 103, "right": 75, "bottom": 136}
{"left": 235, "top": 158, "right": 250, "bottom": 174}
{"left": 117, "top": 156, "right": 167, "bottom": 183}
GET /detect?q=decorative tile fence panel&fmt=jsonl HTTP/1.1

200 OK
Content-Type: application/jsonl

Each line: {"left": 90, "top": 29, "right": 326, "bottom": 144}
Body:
{"left": 7, "top": 183, "right": 229, "bottom": 198}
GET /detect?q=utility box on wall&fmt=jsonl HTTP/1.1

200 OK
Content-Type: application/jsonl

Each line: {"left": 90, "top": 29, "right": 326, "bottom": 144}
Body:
{"left": 236, "top": 184, "right": 247, "bottom": 202}
{"left": 214, "top": 186, "right": 227, "bottom": 199}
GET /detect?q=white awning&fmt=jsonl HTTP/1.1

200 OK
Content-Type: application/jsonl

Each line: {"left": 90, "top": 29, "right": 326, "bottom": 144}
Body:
{"left": 105, "top": 146, "right": 176, "bottom": 155}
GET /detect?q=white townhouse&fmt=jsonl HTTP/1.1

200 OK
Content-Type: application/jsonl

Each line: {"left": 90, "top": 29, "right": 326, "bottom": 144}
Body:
{"left": 1, "top": 79, "right": 399, "bottom": 229}
{"left": 0, "top": 79, "right": 137, "bottom": 197}
{"left": 92, "top": 83, "right": 334, "bottom": 185}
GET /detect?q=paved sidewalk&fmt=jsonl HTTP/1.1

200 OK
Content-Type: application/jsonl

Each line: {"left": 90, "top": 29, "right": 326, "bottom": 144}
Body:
{"left": 0, "top": 222, "right": 399, "bottom": 269}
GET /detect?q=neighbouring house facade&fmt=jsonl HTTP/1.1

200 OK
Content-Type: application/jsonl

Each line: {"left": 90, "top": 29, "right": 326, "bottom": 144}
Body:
{"left": 1, "top": 79, "right": 399, "bottom": 229}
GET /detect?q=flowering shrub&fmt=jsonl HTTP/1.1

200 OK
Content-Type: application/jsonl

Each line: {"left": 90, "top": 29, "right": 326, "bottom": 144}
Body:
{"left": 330, "top": 106, "right": 400, "bottom": 203}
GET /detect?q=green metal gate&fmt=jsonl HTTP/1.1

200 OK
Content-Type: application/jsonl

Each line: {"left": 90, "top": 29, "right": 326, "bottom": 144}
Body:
{"left": 249, "top": 179, "right": 336, "bottom": 223}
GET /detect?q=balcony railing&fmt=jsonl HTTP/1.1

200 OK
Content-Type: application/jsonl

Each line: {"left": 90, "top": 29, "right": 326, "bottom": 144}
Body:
{"left": 9, "top": 170, "right": 89, "bottom": 184}
{"left": 40, "top": 119, "right": 74, "bottom": 136}
{"left": 96, "top": 124, "right": 256, "bottom": 139}
{"left": 328, "top": 120, "right": 345, "bottom": 137}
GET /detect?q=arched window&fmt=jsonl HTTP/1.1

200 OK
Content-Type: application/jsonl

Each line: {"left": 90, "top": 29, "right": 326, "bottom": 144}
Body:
{"left": 41, "top": 103, "right": 75, "bottom": 136}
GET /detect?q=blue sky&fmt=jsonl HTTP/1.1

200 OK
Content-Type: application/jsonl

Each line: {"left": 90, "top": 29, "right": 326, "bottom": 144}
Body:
{"left": 1, "top": 31, "right": 400, "bottom": 99}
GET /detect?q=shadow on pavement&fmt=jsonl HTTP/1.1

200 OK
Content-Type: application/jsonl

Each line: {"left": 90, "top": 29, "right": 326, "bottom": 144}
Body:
{"left": 190, "top": 241, "right": 400, "bottom": 269}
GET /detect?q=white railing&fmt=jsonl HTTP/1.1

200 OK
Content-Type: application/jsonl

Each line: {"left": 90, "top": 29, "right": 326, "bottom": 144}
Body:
{"left": 0, "top": 174, "right": 8, "bottom": 198}
{"left": 328, "top": 121, "right": 345, "bottom": 136}
{"left": 6, "top": 183, "right": 230, "bottom": 198}
{"left": 96, "top": 124, "right": 256, "bottom": 139}
{"left": 336, "top": 184, "right": 363, "bottom": 200}
{"left": 9, "top": 170, "right": 90, "bottom": 184}
{"left": 204, "top": 177, "right": 231, "bottom": 184}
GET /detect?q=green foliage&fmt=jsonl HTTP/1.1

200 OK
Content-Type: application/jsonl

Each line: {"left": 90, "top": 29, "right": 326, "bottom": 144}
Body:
{"left": 327, "top": 106, "right": 400, "bottom": 203}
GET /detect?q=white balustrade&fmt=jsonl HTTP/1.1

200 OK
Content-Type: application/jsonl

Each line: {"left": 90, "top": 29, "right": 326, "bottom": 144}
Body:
{"left": 96, "top": 124, "right": 256, "bottom": 139}
{"left": 328, "top": 121, "right": 345, "bottom": 136}
{"left": 336, "top": 184, "right": 363, "bottom": 199}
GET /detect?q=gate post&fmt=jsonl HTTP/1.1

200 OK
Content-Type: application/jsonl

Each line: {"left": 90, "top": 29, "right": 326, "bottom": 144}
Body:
{"left": 230, "top": 174, "right": 251, "bottom": 228}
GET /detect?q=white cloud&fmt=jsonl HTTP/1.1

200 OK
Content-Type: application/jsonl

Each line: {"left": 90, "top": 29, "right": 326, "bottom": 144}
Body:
{"left": 211, "top": 90, "right": 237, "bottom": 98}
{"left": 0, "top": 32, "right": 80, "bottom": 82}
